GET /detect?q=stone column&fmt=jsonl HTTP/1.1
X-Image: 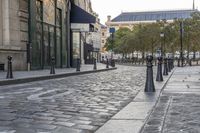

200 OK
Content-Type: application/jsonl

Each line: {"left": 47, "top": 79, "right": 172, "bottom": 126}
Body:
{"left": 81, "top": 33, "right": 85, "bottom": 64}
{"left": 2, "top": 0, "right": 10, "bottom": 46}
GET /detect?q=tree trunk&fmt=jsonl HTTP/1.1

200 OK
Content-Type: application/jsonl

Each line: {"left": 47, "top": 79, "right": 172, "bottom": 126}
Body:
{"left": 187, "top": 44, "right": 189, "bottom": 59}
{"left": 193, "top": 51, "right": 196, "bottom": 59}
{"left": 142, "top": 51, "right": 145, "bottom": 64}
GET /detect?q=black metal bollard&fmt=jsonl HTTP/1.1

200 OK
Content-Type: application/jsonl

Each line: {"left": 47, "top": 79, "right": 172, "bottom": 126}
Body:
{"left": 168, "top": 57, "right": 171, "bottom": 73}
{"left": 50, "top": 57, "right": 55, "bottom": 74}
{"left": 111, "top": 59, "right": 115, "bottom": 67}
{"left": 144, "top": 55, "right": 155, "bottom": 92}
{"left": 172, "top": 58, "right": 174, "bottom": 69}
{"left": 177, "top": 58, "right": 180, "bottom": 67}
{"left": 76, "top": 58, "right": 81, "bottom": 72}
{"left": 189, "top": 59, "right": 192, "bottom": 66}
{"left": 170, "top": 58, "right": 173, "bottom": 70}
{"left": 106, "top": 58, "right": 109, "bottom": 68}
{"left": 93, "top": 58, "right": 97, "bottom": 70}
{"left": 156, "top": 57, "right": 163, "bottom": 82}
{"left": 6, "top": 56, "right": 13, "bottom": 79}
{"left": 163, "top": 57, "right": 168, "bottom": 76}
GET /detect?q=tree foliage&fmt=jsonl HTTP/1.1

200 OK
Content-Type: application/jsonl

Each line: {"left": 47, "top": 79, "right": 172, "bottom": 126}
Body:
{"left": 104, "top": 11, "right": 200, "bottom": 58}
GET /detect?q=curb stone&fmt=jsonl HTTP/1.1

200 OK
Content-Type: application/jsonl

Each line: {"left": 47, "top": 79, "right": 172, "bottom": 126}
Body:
{"left": 0, "top": 67, "right": 117, "bottom": 86}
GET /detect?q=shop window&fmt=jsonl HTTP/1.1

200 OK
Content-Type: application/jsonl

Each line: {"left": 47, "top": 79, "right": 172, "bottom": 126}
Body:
{"left": 32, "top": 0, "right": 66, "bottom": 69}
{"left": 56, "top": 8, "right": 62, "bottom": 67}
{"left": 73, "top": 32, "right": 80, "bottom": 59}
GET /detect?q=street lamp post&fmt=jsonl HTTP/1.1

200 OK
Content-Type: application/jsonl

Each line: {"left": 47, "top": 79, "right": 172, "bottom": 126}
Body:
{"left": 109, "top": 28, "right": 115, "bottom": 60}
{"left": 160, "top": 32, "right": 164, "bottom": 57}
{"left": 180, "top": 21, "right": 184, "bottom": 67}
{"left": 160, "top": 22, "right": 169, "bottom": 75}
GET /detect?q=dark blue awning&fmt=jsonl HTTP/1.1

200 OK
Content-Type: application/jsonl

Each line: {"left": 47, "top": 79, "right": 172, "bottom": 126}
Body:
{"left": 70, "top": 4, "right": 96, "bottom": 23}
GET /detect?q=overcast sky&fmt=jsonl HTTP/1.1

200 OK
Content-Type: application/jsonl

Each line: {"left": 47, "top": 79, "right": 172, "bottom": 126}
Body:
{"left": 91, "top": 0, "right": 200, "bottom": 24}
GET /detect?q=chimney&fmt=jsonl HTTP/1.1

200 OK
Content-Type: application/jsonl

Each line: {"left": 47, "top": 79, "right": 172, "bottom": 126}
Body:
{"left": 107, "top": 15, "right": 111, "bottom": 22}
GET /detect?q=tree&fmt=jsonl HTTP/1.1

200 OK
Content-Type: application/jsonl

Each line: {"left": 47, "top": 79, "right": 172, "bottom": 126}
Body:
{"left": 104, "top": 27, "right": 131, "bottom": 54}
{"left": 104, "top": 11, "right": 200, "bottom": 60}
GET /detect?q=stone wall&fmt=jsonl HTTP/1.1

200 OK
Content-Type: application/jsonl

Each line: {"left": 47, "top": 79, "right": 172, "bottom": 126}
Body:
{"left": 73, "top": 0, "right": 93, "bottom": 14}
{"left": 0, "top": 0, "right": 28, "bottom": 70}
{"left": 0, "top": 0, "right": 2, "bottom": 46}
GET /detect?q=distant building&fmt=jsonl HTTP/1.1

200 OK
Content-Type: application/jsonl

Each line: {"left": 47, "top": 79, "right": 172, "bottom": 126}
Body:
{"left": 106, "top": 9, "right": 198, "bottom": 31}
{"left": 70, "top": 0, "right": 101, "bottom": 65}
{"left": 100, "top": 25, "right": 108, "bottom": 53}
{"left": 103, "top": 8, "right": 199, "bottom": 59}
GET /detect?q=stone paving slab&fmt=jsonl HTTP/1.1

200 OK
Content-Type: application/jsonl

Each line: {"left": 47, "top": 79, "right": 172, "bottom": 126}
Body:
{"left": 95, "top": 120, "right": 144, "bottom": 133}
{"left": 133, "top": 92, "right": 161, "bottom": 102}
{"left": 112, "top": 102, "right": 155, "bottom": 120}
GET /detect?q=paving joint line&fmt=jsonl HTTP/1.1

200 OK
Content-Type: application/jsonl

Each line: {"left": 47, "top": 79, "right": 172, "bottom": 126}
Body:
{"left": 161, "top": 96, "right": 173, "bottom": 133}
{"left": 139, "top": 67, "right": 176, "bottom": 133}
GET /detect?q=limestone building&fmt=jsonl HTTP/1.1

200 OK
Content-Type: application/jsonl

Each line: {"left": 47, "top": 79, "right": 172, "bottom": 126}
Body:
{"left": 70, "top": 0, "right": 101, "bottom": 65}
{"left": 0, "top": 0, "right": 100, "bottom": 70}
{"left": 0, "top": 0, "right": 70, "bottom": 70}
{"left": 100, "top": 25, "right": 107, "bottom": 53}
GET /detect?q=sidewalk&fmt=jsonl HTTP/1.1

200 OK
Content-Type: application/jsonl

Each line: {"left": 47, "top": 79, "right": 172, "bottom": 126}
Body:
{"left": 141, "top": 66, "right": 200, "bottom": 133}
{"left": 0, "top": 63, "right": 117, "bottom": 86}
{"left": 95, "top": 65, "right": 174, "bottom": 133}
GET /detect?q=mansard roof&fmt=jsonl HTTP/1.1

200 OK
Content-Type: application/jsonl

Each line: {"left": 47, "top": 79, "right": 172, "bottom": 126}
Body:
{"left": 112, "top": 9, "right": 198, "bottom": 22}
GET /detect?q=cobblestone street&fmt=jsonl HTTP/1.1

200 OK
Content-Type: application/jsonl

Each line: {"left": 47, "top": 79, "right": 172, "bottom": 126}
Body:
{"left": 0, "top": 65, "right": 146, "bottom": 133}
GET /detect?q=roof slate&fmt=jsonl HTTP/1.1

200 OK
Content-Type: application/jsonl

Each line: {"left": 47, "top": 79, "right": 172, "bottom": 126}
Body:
{"left": 112, "top": 10, "right": 197, "bottom": 22}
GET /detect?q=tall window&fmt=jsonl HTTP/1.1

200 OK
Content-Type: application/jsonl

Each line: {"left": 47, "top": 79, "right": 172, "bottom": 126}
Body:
{"left": 73, "top": 32, "right": 80, "bottom": 59}
{"left": 32, "top": 0, "right": 65, "bottom": 69}
{"left": 33, "top": 0, "right": 43, "bottom": 67}
{"left": 56, "top": 8, "right": 62, "bottom": 67}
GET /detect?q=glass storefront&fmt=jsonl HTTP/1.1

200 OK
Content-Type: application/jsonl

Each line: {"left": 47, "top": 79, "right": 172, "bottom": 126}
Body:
{"left": 72, "top": 32, "right": 80, "bottom": 59}
{"left": 70, "top": 31, "right": 81, "bottom": 67}
{"left": 31, "top": 0, "right": 68, "bottom": 69}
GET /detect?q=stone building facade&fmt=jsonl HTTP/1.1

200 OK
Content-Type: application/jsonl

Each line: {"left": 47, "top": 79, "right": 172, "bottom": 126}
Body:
{"left": 70, "top": 0, "right": 101, "bottom": 65}
{"left": 0, "top": 0, "right": 100, "bottom": 70}
{"left": 100, "top": 25, "right": 108, "bottom": 53}
{"left": 0, "top": 0, "right": 70, "bottom": 70}
{"left": 0, "top": 0, "right": 29, "bottom": 70}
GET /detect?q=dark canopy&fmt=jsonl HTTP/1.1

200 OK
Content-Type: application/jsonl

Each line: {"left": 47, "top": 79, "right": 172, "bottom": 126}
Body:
{"left": 70, "top": 4, "right": 96, "bottom": 23}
